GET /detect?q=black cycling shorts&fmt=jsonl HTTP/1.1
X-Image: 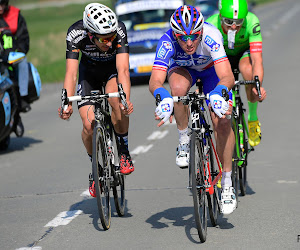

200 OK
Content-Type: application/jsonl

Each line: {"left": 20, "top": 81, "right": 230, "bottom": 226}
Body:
{"left": 77, "top": 61, "right": 117, "bottom": 109}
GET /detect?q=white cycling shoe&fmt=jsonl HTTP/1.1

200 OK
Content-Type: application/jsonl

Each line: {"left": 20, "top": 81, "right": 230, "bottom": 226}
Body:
{"left": 176, "top": 143, "right": 190, "bottom": 168}
{"left": 220, "top": 186, "right": 237, "bottom": 215}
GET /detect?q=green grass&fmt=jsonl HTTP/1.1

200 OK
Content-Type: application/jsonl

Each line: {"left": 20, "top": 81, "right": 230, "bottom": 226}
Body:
{"left": 18, "top": 0, "right": 275, "bottom": 84}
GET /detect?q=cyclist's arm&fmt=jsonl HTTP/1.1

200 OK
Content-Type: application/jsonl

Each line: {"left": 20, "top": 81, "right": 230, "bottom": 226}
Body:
{"left": 63, "top": 58, "right": 79, "bottom": 105}
{"left": 250, "top": 51, "right": 264, "bottom": 84}
{"left": 116, "top": 52, "right": 131, "bottom": 100}
{"left": 214, "top": 59, "right": 235, "bottom": 90}
{"left": 149, "top": 69, "right": 167, "bottom": 95}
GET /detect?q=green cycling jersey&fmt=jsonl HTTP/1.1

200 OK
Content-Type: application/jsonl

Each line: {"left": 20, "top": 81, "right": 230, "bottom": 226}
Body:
{"left": 206, "top": 12, "right": 262, "bottom": 56}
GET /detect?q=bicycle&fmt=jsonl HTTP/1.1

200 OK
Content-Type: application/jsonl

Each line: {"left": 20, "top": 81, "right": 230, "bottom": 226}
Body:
{"left": 157, "top": 81, "right": 224, "bottom": 242}
{"left": 231, "top": 69, "right": 261, "bottom": 196}
{"left": 60, "top": 83, "right": 128, "bottom": 230}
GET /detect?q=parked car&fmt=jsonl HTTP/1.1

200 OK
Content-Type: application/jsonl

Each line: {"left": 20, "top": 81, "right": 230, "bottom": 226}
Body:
{"left": 194, "top": 0, "right": 219, "bottom": 20}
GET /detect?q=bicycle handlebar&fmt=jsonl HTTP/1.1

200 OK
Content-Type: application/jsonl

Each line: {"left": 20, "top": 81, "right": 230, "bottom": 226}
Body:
{"left": 60, "top": 83, "right": 128, "bottom": 115}
{"left": 235, "top": 75, "right": 261, "bottom": 99}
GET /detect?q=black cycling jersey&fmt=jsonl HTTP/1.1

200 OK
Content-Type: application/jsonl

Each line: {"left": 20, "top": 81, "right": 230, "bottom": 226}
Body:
{"left": 66, "top": 20, "right": 129, "bottom": 65}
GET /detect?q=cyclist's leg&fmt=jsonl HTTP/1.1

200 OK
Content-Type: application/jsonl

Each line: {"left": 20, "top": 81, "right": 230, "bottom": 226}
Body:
{"left": 201, "top": 67, "right": 236, "bottom": 214}
{"left": 168, "top": 66, "right": 193, "bottom": 167}
{"left": 106, "top": 76, "right": 134, "bottom": 174}
{"left": 239, "top": 53, "right": 261, "bottom": 146}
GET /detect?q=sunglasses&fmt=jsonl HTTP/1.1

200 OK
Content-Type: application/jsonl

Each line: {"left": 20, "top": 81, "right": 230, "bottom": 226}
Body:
{"left": 176, "top": 31, "right": 202, "bottom": 42}
{"left": 222, "top": 17, "right": 244, "bottom": 26}
{"left": 92, "top": 33, "right": 117, "bottom": 43}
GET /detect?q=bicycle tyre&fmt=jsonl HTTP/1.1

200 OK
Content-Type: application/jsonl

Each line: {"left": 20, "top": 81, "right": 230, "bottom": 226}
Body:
{"left": 206, "top": 136, "right": 219, "bottom": 227}
{"left": 238, "top": 113, "right": 248, "bottom": 196}
{"left": 190, "top": 131, "right": 207, "bottom": 242}
{"left": 92, "top": 125, "right": 111, "bottom": 230}
{"left": 231, "top": 149, "right": 239, "bottom": 207}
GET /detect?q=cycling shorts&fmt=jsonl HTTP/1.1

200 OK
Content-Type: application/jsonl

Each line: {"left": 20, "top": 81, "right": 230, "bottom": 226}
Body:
{"left": 227, "top": 49, "right": 250, "bottom": 72}
{"left": 168, "top": 65, "right": 232, "bottom": 105}
{"left": 77, "top": 61, "right": 117, "bottom": 109}
{"left": 169, "top": 65, "right": 219, "bottom": 95}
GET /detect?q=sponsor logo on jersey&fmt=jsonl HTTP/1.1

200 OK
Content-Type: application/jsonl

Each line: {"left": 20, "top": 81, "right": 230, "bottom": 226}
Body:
{"left": 157, "top": 41, "right": 172, "bottom": 59}
{"left": 66, "top": 29, "right": 85, "bottom": 43}
{"left": 117, "top": 26, "right": 126, "bottom": 39}
{"left": 204, "top": 35, "right": 220, "bottom": 52}
{"left": 252, "top": 23, "right": 261, "bottom": 35}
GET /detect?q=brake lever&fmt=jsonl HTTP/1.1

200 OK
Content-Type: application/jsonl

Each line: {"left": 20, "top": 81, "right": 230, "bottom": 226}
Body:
{"left": 254, "top": 75, "right": 262, "bottom": 99}
{"left": 60, "top": 88, "right": 68, "bottom": 117}
{"left": 117, "top": 83, "right": 129, "bottom": 110}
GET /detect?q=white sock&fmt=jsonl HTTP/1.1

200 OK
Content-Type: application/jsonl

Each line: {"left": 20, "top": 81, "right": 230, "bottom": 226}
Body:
{"left": 178, "top": 127, "right": 189, "bottom": 144}
{"left": 221, "top": 171, "right": 232, "bottom": 188}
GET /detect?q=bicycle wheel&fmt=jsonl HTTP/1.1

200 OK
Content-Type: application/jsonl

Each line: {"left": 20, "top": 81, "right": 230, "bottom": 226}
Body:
{"left": 190, "top": 131, "right": 207, "bottom": 242}
{"left": 238, "top": 113, "right": 248, "bottom": 196}
{"left": 206, "top": 136, "right": 220, "bottom": 227}
{"left": 231, "top": 149, "right": 239, "bottom": 207}
{"left": 92, "top": 125, "right": 111, "bottom": 230}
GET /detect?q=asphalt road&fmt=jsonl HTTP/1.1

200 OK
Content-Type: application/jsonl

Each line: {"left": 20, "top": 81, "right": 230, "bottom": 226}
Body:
{"left": 1, "top": 0, "right": 300, "bottom": 249}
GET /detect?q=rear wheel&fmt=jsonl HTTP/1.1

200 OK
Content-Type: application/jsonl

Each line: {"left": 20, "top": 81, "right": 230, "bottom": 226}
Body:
{"left": 92, "top": 126, "right": 111, "bottom": 230}
{"left": 190, "top": 132, "right": 207, "bottom": 242}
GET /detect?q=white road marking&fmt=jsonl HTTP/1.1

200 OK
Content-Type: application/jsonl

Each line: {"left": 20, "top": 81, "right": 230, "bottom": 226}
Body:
{"left": 130, "top": 144, "right": 153, "bottom": 155}
{"left": 80, "top": 190, "right": 91, "bottom": 197}
{"left": 277, "top": 180, "right": 298, "bottom": 184}
{"left": 44, "top": 210, "right": 82, "bottom": 227}
{"left": 147, "top": 130, "right": 169, "bottom": 140}
{"left": 16, "top": 247, "right": 42, "bottom": 250}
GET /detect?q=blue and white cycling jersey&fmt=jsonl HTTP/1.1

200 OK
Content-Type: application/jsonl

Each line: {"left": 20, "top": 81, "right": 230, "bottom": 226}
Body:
{"left": 153, "top": 22, "right": 228, "bottom": 73}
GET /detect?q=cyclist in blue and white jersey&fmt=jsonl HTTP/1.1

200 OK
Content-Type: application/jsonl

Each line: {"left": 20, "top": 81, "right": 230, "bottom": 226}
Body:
{"left": 149, "top": 5, "right": 236, "bottom": 214}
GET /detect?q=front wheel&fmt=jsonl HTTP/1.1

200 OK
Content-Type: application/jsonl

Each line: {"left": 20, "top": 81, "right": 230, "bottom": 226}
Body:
{"left": 190, "top": 131, "right": 207, "bottom": 242}
{"left": 92, "top": 126, "right": 111, "bottom": 230}
{"left": 206, "top": 137, "right": 220, "bottom": 227}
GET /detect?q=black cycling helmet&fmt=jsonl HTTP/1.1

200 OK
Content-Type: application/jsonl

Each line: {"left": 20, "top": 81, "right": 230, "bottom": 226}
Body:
{"left": 0, "top": 0, "right": 9, "bottom": 5}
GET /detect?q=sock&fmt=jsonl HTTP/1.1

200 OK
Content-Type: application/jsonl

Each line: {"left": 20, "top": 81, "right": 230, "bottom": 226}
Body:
{"left": 221, "top": 171, "right": 232, "bottom": 188}
{"left": 178, "top": 127, "right": 189, "bottom": 144}
{"left": 87, "top": 153, "right": 92, "bottom": 162}
{"left": 115, "top": 132, "right": 129, "bottom": 154}
{"left": 248, "top": 101, "right": 258, "bottom": 121}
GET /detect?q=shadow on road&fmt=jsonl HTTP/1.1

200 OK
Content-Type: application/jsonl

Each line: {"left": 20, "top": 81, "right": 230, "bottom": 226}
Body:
{"left": 0, "top": 136, "right": 42, "bottom": 154}
{"left": 145, "top": 206, "right": 234, "bottom": 244}
{"left": 68, "top": 197, "right": 133, "bottom": 232}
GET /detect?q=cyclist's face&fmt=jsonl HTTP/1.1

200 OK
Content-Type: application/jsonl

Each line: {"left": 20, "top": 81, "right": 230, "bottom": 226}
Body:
{"left": 175, "top": 31, "right": 202, "bottom": 55}
{"left": 221, "top": 17, "right": 243, "bottom": 34}
{"left": 89, "top": 32, "right": 117, "bottom": 51}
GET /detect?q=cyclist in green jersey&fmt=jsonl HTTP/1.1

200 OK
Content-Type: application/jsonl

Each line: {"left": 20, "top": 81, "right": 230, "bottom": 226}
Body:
{"left": 206, "top": 0, "right": 267, "bottom": 146}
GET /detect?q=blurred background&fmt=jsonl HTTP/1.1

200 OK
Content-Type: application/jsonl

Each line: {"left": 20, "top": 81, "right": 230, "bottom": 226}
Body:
{"left": 10, "top": 0, "right": 275, "bottom": 84}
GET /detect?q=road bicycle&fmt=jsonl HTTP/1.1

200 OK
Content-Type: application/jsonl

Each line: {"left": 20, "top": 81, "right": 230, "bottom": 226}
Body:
{"left": 60, "top": 83, "right": 128, "bottom": 230}
{"left": 157, "top": 81, "right": 225, "bottom": 242}
{"left": 231, "top": 69, "right": 261, "bottom": 196}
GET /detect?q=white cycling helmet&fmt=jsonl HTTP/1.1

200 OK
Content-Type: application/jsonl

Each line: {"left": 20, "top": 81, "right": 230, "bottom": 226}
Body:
{"left": 83, "top": 3, "right": 118, "bottom": 35}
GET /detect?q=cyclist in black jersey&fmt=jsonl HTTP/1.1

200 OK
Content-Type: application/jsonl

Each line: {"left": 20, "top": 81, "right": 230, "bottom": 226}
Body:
{"left": 58, "top": 3, "right": 134, "bottom": 197}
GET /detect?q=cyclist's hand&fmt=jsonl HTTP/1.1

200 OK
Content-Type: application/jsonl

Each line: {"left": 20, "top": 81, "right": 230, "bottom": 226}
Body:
{"left": 209, "top": 94, "right": 229, "bottom": 118}
{"left": 58, "top": 105, "right": 73, "bottom": 120}
{"left": 120, "top": 100, "right": 133, "bottom": 116}
{"left": 252, "top": 86, "right": 267, "bottom": 102}
{"left": 155, "top": 97, "right": 174, "bottom": 127}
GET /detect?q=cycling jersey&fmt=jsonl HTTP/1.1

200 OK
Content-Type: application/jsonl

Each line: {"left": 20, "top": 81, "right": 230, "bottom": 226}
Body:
{"left": 66, "top": 20, "right": 129, "bottom": 65}
{"left": 153, "top": 22, "right": 228, "bottom": 73}
{"left": 65, "top": 20, "right": 129, "bottom": 108}
{"left": 206, "top": 12, "right": 262, "bottom": 56}
{"left": 152, "top": 22, "right": 229, "bottom": 93}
